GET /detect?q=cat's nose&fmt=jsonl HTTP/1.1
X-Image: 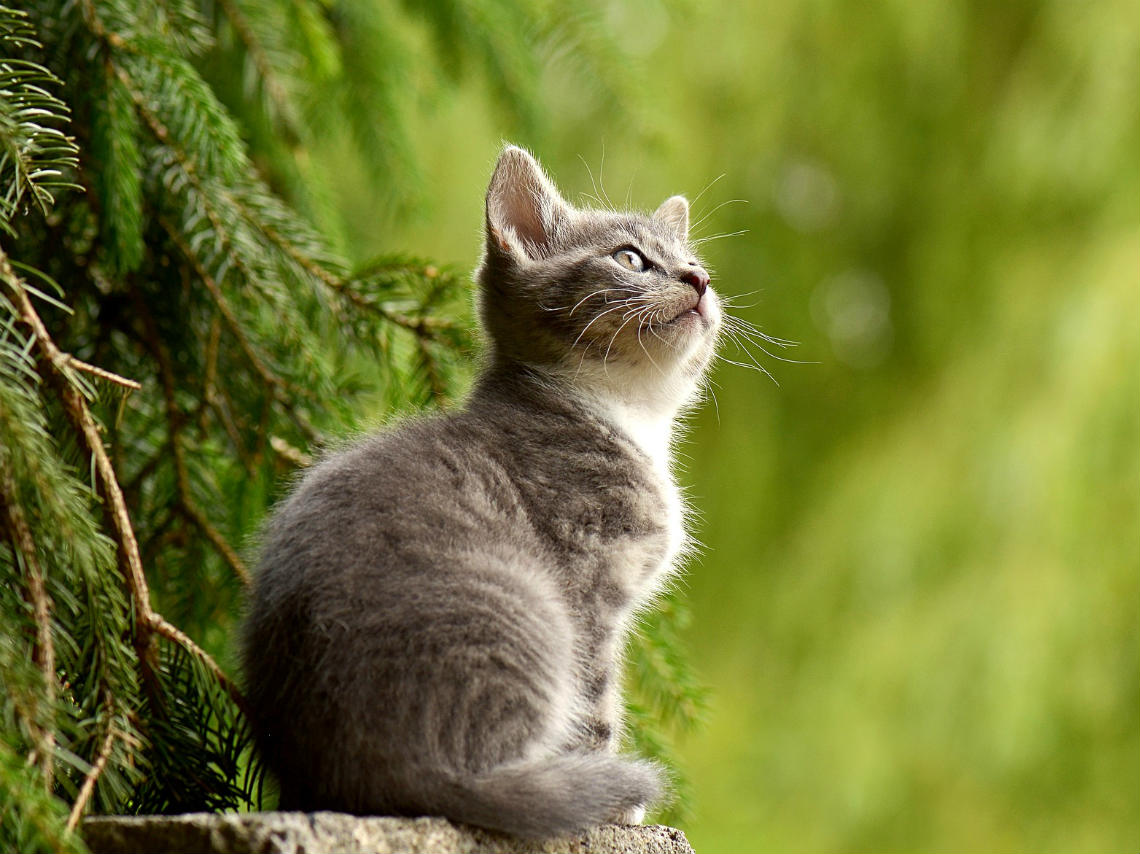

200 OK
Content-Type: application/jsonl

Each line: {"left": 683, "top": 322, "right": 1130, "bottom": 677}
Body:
{"left": 681, "top": 267, "right": 710, "bottom": 298}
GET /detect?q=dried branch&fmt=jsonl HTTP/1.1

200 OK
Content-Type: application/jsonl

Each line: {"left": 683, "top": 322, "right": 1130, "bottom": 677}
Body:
{"left": 179, "top": 500, "right": 251, "bottom": 587}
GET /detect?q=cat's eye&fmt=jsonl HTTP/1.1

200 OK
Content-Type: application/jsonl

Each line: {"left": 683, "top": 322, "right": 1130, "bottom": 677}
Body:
{"left": 612, "top": 248, "right": 646, "bottom": 272}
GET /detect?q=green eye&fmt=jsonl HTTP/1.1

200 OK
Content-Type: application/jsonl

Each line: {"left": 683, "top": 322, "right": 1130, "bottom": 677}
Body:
{"left": 613, "top": 248, "right": 646, "bottom": 272}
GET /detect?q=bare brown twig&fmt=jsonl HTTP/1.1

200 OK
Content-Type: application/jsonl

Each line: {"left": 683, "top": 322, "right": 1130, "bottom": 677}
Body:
{"left": 65, "top": 355, "right": 141, "bottom": 390}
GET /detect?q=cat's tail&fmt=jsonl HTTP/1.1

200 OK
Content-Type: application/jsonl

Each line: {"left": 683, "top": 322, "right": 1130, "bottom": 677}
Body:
{"left": 423, "top": 752, "right": 664, "bottom": 839}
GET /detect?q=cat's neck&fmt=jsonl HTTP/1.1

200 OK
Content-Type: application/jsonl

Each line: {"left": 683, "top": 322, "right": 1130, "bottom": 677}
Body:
{"left": 473, "top": 358, "right": 688, "bottom": 471}
{"left": 591, "top": 395, "right": 675, "bottom": 470}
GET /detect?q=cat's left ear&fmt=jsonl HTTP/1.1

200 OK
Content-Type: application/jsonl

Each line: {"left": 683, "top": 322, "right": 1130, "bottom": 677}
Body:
{"left": 654, "top": 195, "right": 690, "bottom": 242}
{"left": 486, "top": 145, "right": 571, "bottom": 261}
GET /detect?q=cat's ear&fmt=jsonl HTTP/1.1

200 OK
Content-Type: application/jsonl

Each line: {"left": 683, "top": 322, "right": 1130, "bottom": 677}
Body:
{"left": 654, "top": 195, "right": 690, "bottom": 242}
{"left": 485, "top": 145, "right": 571, "bottom": 261}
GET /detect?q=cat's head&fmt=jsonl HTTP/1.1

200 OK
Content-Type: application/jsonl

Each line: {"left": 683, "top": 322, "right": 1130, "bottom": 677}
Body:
{"left": 476, "top": 145, "right": 721, "bottom": 412}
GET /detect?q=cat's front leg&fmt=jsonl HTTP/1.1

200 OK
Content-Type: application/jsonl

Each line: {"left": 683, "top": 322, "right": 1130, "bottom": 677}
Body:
{"left": 575, "top": 662, "right": 622, "bottom": 752}
{"left": 611, "top": 804, "right": 647, "bottom": 825}
{"left": 573, "top": 661, "right": 652, "bottom": 825}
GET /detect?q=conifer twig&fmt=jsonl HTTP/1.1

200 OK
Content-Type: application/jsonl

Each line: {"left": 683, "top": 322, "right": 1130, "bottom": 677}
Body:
{"left": 416, "top": 336, "right": 448, "bottom": 404}
{"left": 65, "top": 356, "right": 141, "bottom": 390}
{"left": 147, "top": 615, "right": 249, "bottom": 714}
{"left": 65, "top": 696, "right": 116, "bottom": 832}
{"left": 1, "top": 248, "right": 249, "bottom": 711}
{"left": 155, "top": 215, "right": 320, "bottom": 445}
{"left": 243, "top": 212, "right": 457, "bottom": 339}
{"left": 156, "top": 215, "right": 302, "bottom": 400}
{"left": 0, "top": 468, "right": 56, "bottom": 792}
{"left": 131, "top": 282, "right": 252, "bottom": 588}
{"left": 212, "top": 0, "right": 299, "bottom": 138}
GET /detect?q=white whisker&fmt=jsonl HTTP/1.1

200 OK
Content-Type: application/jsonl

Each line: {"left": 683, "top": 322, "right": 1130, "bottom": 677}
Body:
{"left": 691, "top": 199, "right": 747, "bottom": 233}
{"left": 691, "top": 229, "right": 749, "bottom": 246}
{"left": 568, "top": 287, "right": 637, "bottom": 317}
{"left": 689, "top": 174, "right": 726, "bottom": 209}
{"left": 571, "top": 302, "right": 631, "bottom": 350}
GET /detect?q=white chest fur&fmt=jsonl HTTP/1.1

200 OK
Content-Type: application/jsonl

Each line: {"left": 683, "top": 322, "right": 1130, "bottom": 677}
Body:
{"left": 597, "top": 398, "right": 689, "bottom": 585}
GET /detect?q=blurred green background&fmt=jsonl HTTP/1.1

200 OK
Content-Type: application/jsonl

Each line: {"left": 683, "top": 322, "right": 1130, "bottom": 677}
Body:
{"left": 299, "top": 1, "right": 1139, "bottom": 850}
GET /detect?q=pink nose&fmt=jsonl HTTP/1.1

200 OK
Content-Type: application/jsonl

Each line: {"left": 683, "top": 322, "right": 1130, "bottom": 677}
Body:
{"left": 681, "top": 267, "right": 710, "bottom": 297}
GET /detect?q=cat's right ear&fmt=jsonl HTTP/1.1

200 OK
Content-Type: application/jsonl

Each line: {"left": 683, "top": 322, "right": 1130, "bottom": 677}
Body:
{"left": 654, "top": 195, "right": 690, "bottom": 242}
{"left": 485, "top": 146, "right": 571, "bottom": 261}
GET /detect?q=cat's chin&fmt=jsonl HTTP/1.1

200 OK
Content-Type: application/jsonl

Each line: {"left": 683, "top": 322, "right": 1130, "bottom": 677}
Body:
{"left": 646, "top": 294, "right": 721, "bottom": 348}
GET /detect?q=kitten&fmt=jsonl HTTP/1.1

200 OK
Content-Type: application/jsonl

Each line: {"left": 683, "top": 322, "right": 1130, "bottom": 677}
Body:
{"left": 242, "top": 145, "right": 722, "bottom": 839}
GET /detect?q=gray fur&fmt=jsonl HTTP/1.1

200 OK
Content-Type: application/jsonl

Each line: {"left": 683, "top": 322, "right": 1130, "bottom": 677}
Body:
{"left": 242, "top": 146, "right": 722, "bottom": 839}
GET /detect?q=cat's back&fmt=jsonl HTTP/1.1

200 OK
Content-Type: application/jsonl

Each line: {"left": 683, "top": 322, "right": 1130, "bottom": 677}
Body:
{"left": 256, "top": 410, "right": 528, "bottom": 593}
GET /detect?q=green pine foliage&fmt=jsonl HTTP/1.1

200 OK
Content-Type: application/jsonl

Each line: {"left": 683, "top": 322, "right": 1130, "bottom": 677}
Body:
{"left": 0, "top": 0, "right": 705, "bottom": 850}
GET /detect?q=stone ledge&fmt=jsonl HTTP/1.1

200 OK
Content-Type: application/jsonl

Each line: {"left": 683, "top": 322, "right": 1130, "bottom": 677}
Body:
{"left": 83, "top": 812, "right": 695, "bottom": 854}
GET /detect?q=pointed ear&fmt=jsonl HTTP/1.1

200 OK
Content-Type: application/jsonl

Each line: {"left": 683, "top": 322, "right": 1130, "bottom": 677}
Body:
{"left": 654, "top": 195, "right": 690, "bottom": 241}
{"left": 485, "top": 145, "right": 571, "bottom": 260}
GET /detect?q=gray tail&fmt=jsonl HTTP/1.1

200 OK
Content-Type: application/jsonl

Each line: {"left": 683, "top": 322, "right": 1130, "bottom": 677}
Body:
{"left": 422, "top": 753, "right": 664, "bottom": 839}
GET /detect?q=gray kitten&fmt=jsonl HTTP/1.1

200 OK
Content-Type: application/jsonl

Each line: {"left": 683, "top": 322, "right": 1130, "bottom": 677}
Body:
{"left": 242, "top": 145, "right": 722, "bottom": 838}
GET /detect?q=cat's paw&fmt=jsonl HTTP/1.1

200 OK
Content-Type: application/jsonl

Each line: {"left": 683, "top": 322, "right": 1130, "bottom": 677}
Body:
{"left": 611, "top": 804, "right": 647, "bottom": 826}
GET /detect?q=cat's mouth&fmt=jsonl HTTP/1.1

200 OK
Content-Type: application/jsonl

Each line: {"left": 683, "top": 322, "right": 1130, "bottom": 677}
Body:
{"left": 658, "top": 296, "right": 711, "bottom": 329}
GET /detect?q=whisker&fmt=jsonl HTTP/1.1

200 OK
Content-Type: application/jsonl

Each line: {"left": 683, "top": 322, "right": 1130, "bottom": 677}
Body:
{"left": 568, "top": 286, "right": 638, "bottom": 317}
{"left": 598, "top": 143, "right": 615, "bottom": 211}
{"left": 721, "top": 319, "right": 812, "bottom": 365}
{"left": 692, "top": 229, "right": 749, "bottom": 246}
{"left": 717, "top": 290, "right": 763, "bottom": 311}
{"left": 634, "top": 309, "right": 669, "bottom": 379}
{"left": 625, "top": 171, "right": 639, "bottom": 210}
{"left": 571, "top": 302, "right": 631, "bottom": 350}
{"left": 705, "top": 377, "right": 722, "bottom": 425}
{"left": 690, "top": 173, "right": 726, "bottom": 209}
{"left": 721, "top": 313, "right": 799, "bottom": 348}
{"left": 719, "top": 320, "right": 793, "bottom": 383}
{"left": 603, "top": 309, "right": 646, "bottom": 374}
{"left": 578, "top": 154, "right": 606, "bottom": 213}
{"left": 691, "top": 199, "right": 748, "bottom": 233}
{"left": 714, "top": 350, "right": 779, "bottom": 386}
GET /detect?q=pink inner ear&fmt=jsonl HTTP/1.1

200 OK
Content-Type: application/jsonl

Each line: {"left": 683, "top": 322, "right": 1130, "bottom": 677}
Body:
{"left": 499, "top": 185, "right": 547, "bottom": 250}
{"left": 489, "top": 225, "right": 512, "bottom": 253}
{"left": 486, "top": 147, "right": 569, "bottom": 258}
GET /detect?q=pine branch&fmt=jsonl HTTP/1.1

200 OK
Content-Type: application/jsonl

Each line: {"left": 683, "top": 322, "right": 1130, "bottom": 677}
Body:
{"left": 0, "top": 5, "right": 81, "bottom": 232}
{"left": 64, "top": 693, "right": 116, "bottom": 832}
{"left": 65, "top": 355, "right": 140, "bottom": 390}
{"left": 147, "top": 615, "right": 248, "bottom": 715}
{"left": 212, "top": 0, "right": 303, "bottom": 141}
{"left": 90, "top": 62, "right": 143, "bottom": 274}
{"left": 0, "top": 466, "right": 56, "bottom": 792}
{"left": 0, "top": 245, "right": 248, "bottom": 716}
{"left": 156, "top": 213, "right": 320, "bottom": 422}
{"left": 132, "top": 282, "right": 251, "bottom": 588}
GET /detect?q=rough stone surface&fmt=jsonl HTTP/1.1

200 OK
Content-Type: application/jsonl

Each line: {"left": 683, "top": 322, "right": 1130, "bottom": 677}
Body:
{"left": 83, "top": 812, "right": 695, "bottom": 854}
